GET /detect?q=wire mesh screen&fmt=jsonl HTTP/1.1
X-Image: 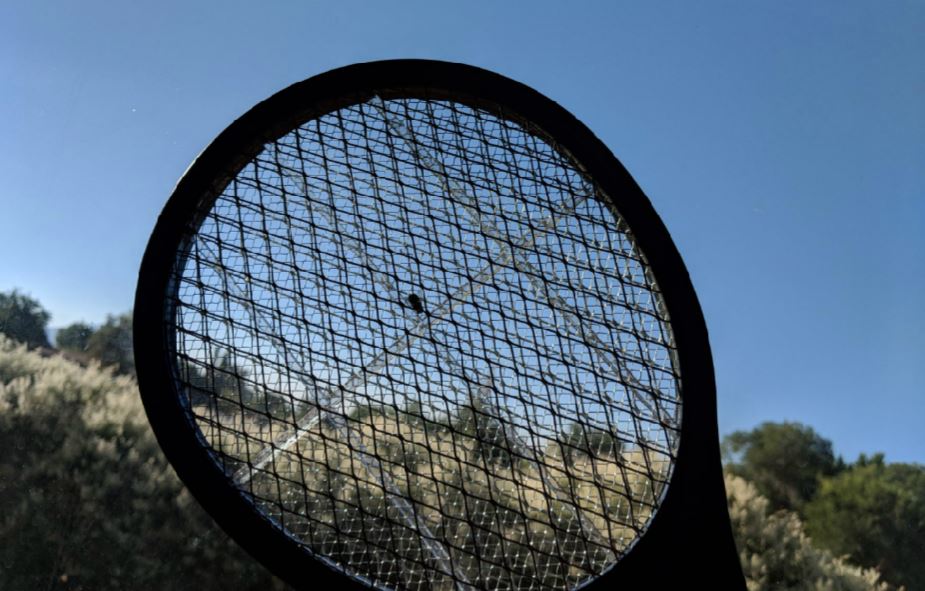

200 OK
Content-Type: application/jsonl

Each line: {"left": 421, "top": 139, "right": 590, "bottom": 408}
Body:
{"left": 169, "top": 95, "right": 682, "bottom": 591}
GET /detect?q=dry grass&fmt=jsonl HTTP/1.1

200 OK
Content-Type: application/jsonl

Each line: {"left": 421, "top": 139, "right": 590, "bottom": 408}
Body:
{"left": 191, "top": 402, "right": 673, "bottom": 590}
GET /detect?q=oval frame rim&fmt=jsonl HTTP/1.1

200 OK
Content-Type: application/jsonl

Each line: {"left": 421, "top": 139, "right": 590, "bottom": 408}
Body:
{"left": 133, "top": 58, "right": 744, "bottom": 591}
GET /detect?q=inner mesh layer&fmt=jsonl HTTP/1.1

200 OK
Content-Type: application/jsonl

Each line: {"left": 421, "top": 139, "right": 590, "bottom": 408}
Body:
{"left": 170, "top": 96, "right": 682, "bottom": 591}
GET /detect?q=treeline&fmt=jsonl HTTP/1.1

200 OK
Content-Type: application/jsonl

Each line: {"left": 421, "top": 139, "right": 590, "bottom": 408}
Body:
{"left": 0, "top": 288, "right": 921, "bottom": 590}
{"left": 0, "top": 290, "right": 286, "bottom": 590}
{"left": 0, "top": 289, "right": 134, "bottom": 376}
{"left": 0, "top": 335, "right": 288, "bottom": 590}
{"left": 723, "top": 422, "right": 924, "bottom": 590}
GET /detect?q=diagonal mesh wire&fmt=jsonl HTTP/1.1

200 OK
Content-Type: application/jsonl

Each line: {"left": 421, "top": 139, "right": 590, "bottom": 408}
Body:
{"left": 169, "top": 95, "right": 682, "bottom": 591}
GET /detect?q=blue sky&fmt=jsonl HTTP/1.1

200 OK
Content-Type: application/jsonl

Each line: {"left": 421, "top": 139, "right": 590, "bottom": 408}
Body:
{"left": 2, "top": 0, "right": 922, "bottom": 463}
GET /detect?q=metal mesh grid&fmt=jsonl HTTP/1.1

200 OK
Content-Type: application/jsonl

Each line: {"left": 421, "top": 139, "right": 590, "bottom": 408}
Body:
{"left": 169, "top": 95, "right": 682, "bottom": 591}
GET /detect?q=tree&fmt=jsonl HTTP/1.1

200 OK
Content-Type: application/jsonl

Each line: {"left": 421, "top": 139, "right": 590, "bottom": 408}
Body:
{"left": 0, "top": 289, "right": 50, "bottom": 349}
{"left": 804, "top": 455, "right": 925, "bottom": 590}
{"left": 453, "top": 394, "right": 512, "bottom": 467}
{"left": 560, "top": 422, "right": 622, "bottom": 462}
{"left": 56, "top": 322, "right": 95, "bottom": 352}
{"left": 725, "top": 474, "right": 895, "bottom": 590}
{"left": 722, "top": 421, "right": 843, "bottom": 513}
{"left": 183, "top": 350, "right": 294, "bottom": 420}
{"left": 85, "top": 312, "right": 134, "bottom": 376}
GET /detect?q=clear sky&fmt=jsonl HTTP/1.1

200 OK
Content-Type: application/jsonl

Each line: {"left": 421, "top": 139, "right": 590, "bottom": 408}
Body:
{"left": 2, "top": 1, "right": 922, "bottom": 463}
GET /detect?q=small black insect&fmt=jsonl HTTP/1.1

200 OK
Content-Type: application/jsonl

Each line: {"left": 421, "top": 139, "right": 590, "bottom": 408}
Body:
{"left": 407, "top": 293, "right": 425, "bottom": 314}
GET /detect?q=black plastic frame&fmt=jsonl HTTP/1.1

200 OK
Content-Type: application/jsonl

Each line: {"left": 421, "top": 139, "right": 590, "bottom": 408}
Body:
{"left": 134, "top": 59, "right": 746, "bottom": 590}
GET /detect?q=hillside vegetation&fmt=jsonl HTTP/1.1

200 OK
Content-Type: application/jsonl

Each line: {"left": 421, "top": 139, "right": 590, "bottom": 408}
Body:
{"left": 196, "top": 392, "right": 669, "bottom": 590}
{"left": 0, "top": 336, "right": 286, "bottom": 590}
{"left": 0, "top": 335, "right": 904, "bottom": 590}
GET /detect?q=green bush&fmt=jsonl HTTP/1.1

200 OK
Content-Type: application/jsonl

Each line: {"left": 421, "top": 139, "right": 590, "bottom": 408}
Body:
{"left": 723, "top": 421, "right": 844, "bottom": 513}
{"left": 726, "top": 473, "right": 895, "bottom": 591}
{"left": 56, "top": 322, "right": 95, "bottom": 352}
{"left": 0, "top": 336, "right": 288, "bottom": 590}
{"left": 804, "top": 456, "right": 925, "bottom": 590}
{"left": 84, "top": 313, "right": 135, "bottom": 376}
{"left": 0, "top": 289, "right": 51, "bottom": 349}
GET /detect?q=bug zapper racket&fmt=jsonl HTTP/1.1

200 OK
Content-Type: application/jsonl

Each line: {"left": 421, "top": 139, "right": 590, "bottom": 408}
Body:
{"left": 134, "top": 60, "right": 745, "bottom": 590}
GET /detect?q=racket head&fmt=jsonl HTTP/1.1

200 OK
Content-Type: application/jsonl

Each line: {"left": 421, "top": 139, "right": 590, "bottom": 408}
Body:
{"left": 134, "top": 59, "right": 743, "bottom": 590}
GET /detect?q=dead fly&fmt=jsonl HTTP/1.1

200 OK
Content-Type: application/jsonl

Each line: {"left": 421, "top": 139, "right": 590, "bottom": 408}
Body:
{"left": 406, "top": 293, "right": 425, "bottom": 314}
